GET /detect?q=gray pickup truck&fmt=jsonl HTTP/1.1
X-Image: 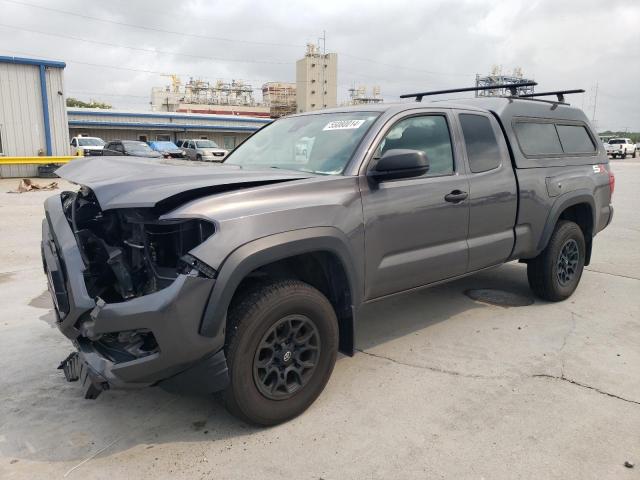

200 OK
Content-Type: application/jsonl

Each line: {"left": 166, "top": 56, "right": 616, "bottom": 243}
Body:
{"left": 42, "top": 87, "right": 614, "bottom": 425}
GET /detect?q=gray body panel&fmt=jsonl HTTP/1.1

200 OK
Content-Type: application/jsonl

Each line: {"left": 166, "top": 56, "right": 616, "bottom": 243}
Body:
{"left": 42, "top": 96, "right": 613, "bottom": 392}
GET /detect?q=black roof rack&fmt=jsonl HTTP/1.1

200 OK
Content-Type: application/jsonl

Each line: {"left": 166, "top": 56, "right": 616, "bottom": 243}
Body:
{"left": 517, "top": 89, "right": 585, "bottom": 103}
{"left": 400, "top": 82, "right": 538, "bottom": 102}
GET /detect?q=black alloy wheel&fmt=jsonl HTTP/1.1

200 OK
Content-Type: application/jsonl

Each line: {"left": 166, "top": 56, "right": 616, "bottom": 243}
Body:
{"left": 556, "top": 239, "right": 579, "bottom": 286}
{"left": 253, "top": 314, "right": 320, "bottom": 400}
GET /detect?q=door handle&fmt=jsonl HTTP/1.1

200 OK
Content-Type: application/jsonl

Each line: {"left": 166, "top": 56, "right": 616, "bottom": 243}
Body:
{"left": 444, "top": 190, "right": 468, "bottom": 203}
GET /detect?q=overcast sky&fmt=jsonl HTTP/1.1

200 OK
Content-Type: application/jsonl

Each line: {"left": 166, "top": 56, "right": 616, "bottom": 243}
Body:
{"left": 1, "top": 0, "right": 638, "bottom": 131}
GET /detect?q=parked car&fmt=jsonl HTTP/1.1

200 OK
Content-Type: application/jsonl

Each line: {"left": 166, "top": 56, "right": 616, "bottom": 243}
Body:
{"left": 605, "top": 138, "right": 637, "bottom": 158}
{"left": 180, "top": 139, "right": 228, "bottom": 161}
{"left": 70, "top": 136, "right": 105, "bottom": 156}
{"left": 43, "top": 91, "right": 613, "bottom": 426}
{"left": 148, "top": 141, "right": 186, "bottom": 158}
{"left": 102, "top": 140, "right": 163, "bottom": 158}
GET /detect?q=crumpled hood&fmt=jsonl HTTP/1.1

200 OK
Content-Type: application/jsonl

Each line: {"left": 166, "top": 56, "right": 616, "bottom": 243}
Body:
{"left": 56, "top": 156, "right": 312, "bottom": 210}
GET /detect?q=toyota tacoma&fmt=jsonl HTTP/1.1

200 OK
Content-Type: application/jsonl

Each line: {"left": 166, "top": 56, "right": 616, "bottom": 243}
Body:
{"left": 42, "top": 86, "right": 614, "bottom": 425}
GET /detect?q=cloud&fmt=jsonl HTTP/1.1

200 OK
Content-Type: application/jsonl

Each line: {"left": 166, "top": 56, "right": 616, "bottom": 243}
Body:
{"left": 0, "top": 0, "right": 638, "bottom": 130}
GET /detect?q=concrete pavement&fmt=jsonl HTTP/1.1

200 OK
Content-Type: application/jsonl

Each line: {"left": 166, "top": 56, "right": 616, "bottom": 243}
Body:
{"left": 0, "top": 159, "right": 638, "bottom": 479}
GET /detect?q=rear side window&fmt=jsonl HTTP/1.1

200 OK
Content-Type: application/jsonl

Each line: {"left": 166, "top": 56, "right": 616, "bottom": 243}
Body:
{"left": 556, "top": 125, "right": 595, "bottom": 154}
{"left": 459, "top": 114, "right": 501, "bottom": 173}
{"left": 513, "top": 122, "right": 563, "bottom": 155}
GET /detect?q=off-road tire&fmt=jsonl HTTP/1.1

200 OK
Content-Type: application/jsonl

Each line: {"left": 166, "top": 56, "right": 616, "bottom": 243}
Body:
{"left": 527, "top": 220, "right": 586, "bottom": 302}
{"left": 224, "top": 279, "right": 338, "bottom": 426}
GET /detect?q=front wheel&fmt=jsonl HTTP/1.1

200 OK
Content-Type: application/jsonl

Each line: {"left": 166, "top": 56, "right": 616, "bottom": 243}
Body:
{"left": 633, "top": 149, "right": 637, "bottom": 158}
{"left": 527, "top": 220, "right": 586, "bottom": 302}
{"left": 196, "top": 154, "right": 202, "bottom": 162}
{"left": 224, "top": 280, "right": 338, "bottom": 426}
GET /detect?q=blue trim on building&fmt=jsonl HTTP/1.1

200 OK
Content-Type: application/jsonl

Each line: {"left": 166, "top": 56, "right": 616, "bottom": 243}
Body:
{"left": 67, "top": 109, "right": 271, "bottom": 124}
{"left": 0, "top": 55, "right": 66, "bottom": 69}
{"left": 39, "top": 65, "right": 53, "bottom": 155}
{"left": 68, "top": 120, "right": 261, "bottom": 132}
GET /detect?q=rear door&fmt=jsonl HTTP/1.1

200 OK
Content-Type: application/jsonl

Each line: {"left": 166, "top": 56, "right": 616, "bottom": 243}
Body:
{"left": 360, "top": 110, "right": 470, "bottom": 299}
{"left": 455, "top": 111, "right": 517, "bottom": 271}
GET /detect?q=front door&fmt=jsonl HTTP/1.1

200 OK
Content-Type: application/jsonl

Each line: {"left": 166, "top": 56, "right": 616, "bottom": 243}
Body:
{"left": 360, "top": 112, "right": 470, "bottom": 300}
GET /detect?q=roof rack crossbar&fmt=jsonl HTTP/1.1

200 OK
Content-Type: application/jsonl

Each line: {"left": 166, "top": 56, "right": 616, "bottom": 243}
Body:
{"left": 400, "top": 82, "right": 538, "bottom": 102}
{"left": 517, "top": 89, "right": 585, "bottom": 103}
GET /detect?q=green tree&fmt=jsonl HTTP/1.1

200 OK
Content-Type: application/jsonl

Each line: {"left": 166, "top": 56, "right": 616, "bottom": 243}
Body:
{"left": 599, "top": 130, "right": 639, "bottom": 143}
{"left": 66, "top": 97, "right": 112, "bottom": 109}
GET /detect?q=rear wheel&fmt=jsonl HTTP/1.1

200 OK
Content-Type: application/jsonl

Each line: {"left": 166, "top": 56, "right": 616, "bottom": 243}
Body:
{"left": 633, "top": 149, "right": 637, "bottom": 158}
{"left": 224, "top": 280, "right": 338, "bottom": 426}
{"left": 527, "top": 220, "right": 586, "bottom": 302}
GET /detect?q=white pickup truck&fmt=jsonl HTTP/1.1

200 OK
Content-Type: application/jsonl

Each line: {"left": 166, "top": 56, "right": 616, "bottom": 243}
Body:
{"left": 605, "top": 138, "right": 637, "bottom": 158}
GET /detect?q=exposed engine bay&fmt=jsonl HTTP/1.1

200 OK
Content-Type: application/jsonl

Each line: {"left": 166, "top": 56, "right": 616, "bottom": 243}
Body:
{"left": 56, "top": 187, "right": 217, "bottom": 364}
{"left": 62, "top": 187, "right": 216, "bottom": 304}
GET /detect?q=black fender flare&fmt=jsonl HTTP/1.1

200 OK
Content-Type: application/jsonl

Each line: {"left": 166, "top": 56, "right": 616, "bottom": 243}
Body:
{"left": 537, "top": 190, "right": 596, "bottom": 253}
{"left": 199, "top": 227, "right": 361, "bottom": 350}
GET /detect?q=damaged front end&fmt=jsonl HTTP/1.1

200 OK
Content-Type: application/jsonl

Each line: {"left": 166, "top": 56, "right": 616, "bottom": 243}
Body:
{"left": 66, "top": 187, "right": 216, "bottom": 303}
{"left": 43, "top": 187, "right": 228, "bottom": 399}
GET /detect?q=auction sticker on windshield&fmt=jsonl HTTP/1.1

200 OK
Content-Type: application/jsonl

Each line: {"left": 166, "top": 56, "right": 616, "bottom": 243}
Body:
{"left": 323, "top": 119, "right": 366, "bottom": 131}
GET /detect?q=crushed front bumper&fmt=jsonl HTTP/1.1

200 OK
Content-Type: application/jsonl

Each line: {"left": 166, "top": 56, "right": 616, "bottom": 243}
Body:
{"left": 41, "top": 194, "right": 229, "bottom": 398}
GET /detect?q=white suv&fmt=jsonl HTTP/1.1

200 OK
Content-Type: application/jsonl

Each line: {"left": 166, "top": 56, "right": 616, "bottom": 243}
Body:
{"left": 70, "top": 136, "right": 106, "bottom": 156}
{"left": 605, "top": 138, "right": 637, "bottom": 159}
{"left": 177, "top": 139, "right": 228, "bottom": 162}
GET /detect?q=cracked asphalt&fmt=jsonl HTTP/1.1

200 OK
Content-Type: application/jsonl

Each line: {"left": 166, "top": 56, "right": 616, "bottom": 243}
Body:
{"left": 0, "top": 159, "right": 638, "bottom": 479}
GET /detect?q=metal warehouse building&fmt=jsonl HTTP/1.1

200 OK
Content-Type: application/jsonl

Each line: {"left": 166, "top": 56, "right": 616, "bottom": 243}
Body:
{"left": 67, "top": 109, "right": 271, "bottom": 151}
{"left": 0, "top": 56, "right": 69, "bottom": 176}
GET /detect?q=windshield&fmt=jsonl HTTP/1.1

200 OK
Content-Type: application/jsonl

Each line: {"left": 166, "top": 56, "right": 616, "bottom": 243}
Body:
{"left": 608, "top": 139, "right": 625, "bottom": 144}
{"left": 123, "top": 141, "right": 155, "bottom": 153}
{"left": 78, "top": 138, "right": 105, "bottom": 146}
{"left": 195, "top": 140, "right": 220, "bottom": 148}
{"left": 225, "top": 112, "right": 380, "bottom": 175}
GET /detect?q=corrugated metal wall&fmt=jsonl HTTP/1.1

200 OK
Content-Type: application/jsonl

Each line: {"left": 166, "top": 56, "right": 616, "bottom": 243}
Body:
{"left": 45, "top": 67, "right": 70, "bottom": 156}
{"left": 0, "top": 62, "right": 44, "bottom": 157}
{"left": 0, "top": 61, "right": 69, "bottom": 178}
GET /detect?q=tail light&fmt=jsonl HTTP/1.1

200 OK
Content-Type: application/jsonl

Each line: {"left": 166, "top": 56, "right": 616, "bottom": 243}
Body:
{"left": 609, "top": 169, "right": 615, "bottom": 197}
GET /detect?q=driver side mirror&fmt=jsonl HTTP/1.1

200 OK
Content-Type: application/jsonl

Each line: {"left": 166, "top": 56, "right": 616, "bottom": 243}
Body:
{"left": 369, "top": 149, "right": 430, "bottom": 181}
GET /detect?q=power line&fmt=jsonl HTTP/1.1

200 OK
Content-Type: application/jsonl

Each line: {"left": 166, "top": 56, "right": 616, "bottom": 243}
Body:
{"left": 0, "top": 47, "right": 379, "bottom": 90}
{"left": 0, "top": 0, "right": 304, "bottom": 49}
{"left": 0, "top": 0, "right": 476, "bottom": 78}
{"left": 0, "top": 23, "right": 291, "bottom": 65}
{"left": 340, "top": 52, "right": 474, "bottom": 77}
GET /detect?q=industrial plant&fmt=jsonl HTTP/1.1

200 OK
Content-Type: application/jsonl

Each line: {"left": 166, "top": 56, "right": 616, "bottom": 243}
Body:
{"left": 150, "top": 44, "right": 339, "bottom": 119}
{"left": 475, "top": 66, "right": 535, "bottom": 97}
{"left": 151, "top": 75, "right": 270, "bottom": 118}
{"left": 344, "top": 85, "right": 384, "bottom": 106}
